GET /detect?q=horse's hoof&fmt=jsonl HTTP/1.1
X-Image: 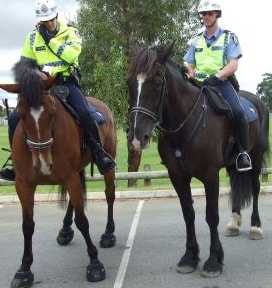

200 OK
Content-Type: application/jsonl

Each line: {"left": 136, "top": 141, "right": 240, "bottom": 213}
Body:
{"left": 57, "top": 227, "right": 74, "bottom": 246}
{"left": 86, "top": 261, "right": 105, "bottom": 282}
{"left": 11, "top": 270, "right": 34, "bottom": 288}
{"left": 99, "top": 233, "right": 116, "bottom": 248}
{"left": 224, "top": 212, "right": 242, "bottom": 236}
{"left": 200, "top": 269, "right": 221, "bottom": 278}
{"left": 249, "top": 226, "right": 263, "bottom": 240}
{"left": 201, "top": 258, "right": 223, "bottom": 278}
{"left": 224, "top": 227, "right": 240, "bottom": 236}
{"left": 176, "top": 265, "right": 196, "bottom": 274}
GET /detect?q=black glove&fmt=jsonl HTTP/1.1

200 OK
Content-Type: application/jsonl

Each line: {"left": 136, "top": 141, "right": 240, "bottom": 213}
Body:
{"left": 203, "top": 74, "right": 223, "bottom": 86}
{"left": 39, "top": 25, "right": 52, "bottom": 44}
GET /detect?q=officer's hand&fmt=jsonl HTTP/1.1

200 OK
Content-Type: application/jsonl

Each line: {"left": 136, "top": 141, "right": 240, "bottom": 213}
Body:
{"left": 203, "top": 75, "right": 223, "bottom": 86}
{"left": 39, "top": 25, "right": 52, "bottom": 44}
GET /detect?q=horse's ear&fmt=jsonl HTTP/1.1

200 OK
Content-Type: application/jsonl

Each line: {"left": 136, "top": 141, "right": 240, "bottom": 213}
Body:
{"left": 0, "top": 83, "right": 20, "bottom": 93}
{"left": 159, "top": 40, "right": 176, "bottom": 63}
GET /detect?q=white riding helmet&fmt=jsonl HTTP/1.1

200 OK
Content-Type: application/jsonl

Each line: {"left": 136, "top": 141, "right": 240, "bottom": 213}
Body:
{"left": 35, "top": 0, "right": 58, "bottom": 22}
{"left": 198, "top": 0, "right": 222, "bottom": 17}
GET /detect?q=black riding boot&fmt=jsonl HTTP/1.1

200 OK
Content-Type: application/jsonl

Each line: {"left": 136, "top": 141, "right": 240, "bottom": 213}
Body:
{"left": 89, "top": 138, "right": 116, "bottom": 175}
{"left": 235, "top": 118, "right": 252, "bottom": 172}
{"left": 86, "top": 120, "right": 115, "bottom": 175}
{"left": 0, "top": 110, "right": 18, "bottom": 181}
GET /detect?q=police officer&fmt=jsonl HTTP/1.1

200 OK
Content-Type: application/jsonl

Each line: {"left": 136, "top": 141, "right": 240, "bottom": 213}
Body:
{"left": 0, "top": 0, "right": 115, "bottom": 181}
{"left": 183, "top": 0, "right": 251, "bottom": 171}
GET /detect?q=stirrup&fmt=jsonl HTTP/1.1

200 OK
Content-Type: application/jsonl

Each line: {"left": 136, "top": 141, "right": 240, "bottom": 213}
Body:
{"left": 236, "top": 152, "right": 252, "bottom": 172}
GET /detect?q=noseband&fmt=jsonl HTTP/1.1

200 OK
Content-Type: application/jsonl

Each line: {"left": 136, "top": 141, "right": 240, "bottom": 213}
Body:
{"left": 26, "top": 138, "right": 54, "bottom": 150}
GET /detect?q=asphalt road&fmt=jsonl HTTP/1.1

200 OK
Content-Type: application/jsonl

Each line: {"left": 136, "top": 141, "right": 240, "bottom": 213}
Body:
{"left": 1, "top": 194, "right": 272, "bottom": 288}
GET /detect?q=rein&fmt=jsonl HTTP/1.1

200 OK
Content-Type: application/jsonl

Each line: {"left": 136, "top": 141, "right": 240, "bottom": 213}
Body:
{"left": 158, "top": 86, "right": 206, "bottom": 134}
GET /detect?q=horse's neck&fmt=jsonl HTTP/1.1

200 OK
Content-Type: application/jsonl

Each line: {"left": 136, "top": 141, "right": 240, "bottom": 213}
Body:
{"left": 166, "top": 71, "right": 201, "bottom": 117}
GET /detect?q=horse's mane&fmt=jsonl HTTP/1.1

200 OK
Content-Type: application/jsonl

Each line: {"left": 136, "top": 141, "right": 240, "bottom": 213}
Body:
{"left": 127, "top": 45, "right": 158, "bottom": 79}
{"left": 13, "top": 58, "right": 44, "bottom": 107}
{"left": 127, "top": 44, "right": 190, "bottom": 82}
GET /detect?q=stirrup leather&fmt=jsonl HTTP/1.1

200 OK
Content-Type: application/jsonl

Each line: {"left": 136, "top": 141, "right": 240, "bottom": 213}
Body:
{"left": 236, "top": 152, "right": 252, "bottom": 172}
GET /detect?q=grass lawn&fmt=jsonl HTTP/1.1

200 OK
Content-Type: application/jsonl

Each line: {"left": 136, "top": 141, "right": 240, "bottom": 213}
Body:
{"left": 0, "top": 122, "right": 272, "bottom": 196}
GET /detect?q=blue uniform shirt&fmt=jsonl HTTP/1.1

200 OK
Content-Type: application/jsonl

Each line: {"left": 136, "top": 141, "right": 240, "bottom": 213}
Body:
{"left": 183, "top": 27, "right": 242, "bottom": 65}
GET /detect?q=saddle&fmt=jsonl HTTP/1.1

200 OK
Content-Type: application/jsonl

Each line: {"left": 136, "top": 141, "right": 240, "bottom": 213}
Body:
{"left": 50, "top": 85, "right": 106, "bottom": 124}
{"left": 188, "top": 78, "right": 258, "bottom": 123}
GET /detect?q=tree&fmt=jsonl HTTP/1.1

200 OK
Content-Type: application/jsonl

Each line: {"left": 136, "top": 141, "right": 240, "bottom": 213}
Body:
{"left": 77, "top": 0, "right": 201, "bottom": 128}
{"left": 256, "top": 73, "right": 272, "bottom": 111}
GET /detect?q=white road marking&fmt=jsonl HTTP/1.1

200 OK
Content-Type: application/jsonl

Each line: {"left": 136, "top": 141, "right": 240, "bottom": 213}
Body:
{"left": 113, "top": 200, "right": 144, "bottom": 288}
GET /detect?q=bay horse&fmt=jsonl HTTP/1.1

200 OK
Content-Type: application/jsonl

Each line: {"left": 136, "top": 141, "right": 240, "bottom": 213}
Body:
{"left": 126, "top": 42, "right": 270, "bottom": 277}
{"left": 0, "top": 59, "right": 116, "bottom": 287}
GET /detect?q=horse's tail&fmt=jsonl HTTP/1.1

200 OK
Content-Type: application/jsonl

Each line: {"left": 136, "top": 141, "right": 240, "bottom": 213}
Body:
{"left": 229, "top": 170, "right": 252, "bottom": 209}
{"left": 261, "top": 104, "right": 271, "bottom": 168}
{"left": 58, "top": 169, "right": 87, "bottom": 209}
{"left": 228, "top": 98, "right": 270, "bottom": 209}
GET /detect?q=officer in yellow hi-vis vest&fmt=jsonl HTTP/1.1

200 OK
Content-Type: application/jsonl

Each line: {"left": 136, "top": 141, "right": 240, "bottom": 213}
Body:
{"left": 184, "top": 0, "right": 251, "bottom": 172}
{"left": 0, "top": 0, "right": 115, "bottom": 181}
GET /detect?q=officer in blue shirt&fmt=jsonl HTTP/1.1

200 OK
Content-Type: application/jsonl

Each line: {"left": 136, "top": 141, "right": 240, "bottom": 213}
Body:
{"left": 184, "top": 0, "right": 251, "bottom": 171}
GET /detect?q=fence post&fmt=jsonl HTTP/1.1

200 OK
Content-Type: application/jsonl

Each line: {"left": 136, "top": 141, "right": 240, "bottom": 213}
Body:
{"left": 144, "top": 164, "right": 151, "bottom": 186}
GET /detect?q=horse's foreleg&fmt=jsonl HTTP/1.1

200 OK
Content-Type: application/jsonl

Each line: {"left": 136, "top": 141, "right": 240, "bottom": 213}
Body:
{"left": 11, "top": 188, "right": 35, "bottom": 288}
{"left": 170, "top": 174, "right": 200, "bottom": 274}
{"left": 57, "top": 200, "right": 75, "bottom": 245}
{"left": 68, "top": 177, "right": 105, "bottom": 282}
{"left": 127, "top": 149, "right": 142, "bottom": 187}
{"left": 100, "top": 170, "right": 116, "bottom": 248}
{"left": 202, "top": 178, "right": 224, "bottom": 278}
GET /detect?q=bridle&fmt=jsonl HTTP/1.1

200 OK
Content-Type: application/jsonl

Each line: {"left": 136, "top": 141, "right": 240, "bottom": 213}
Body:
{"left": 26, "top": 138, "right": 54, "bottom": 151}
{"left": 24, "top": 91, "right": 55, "bottom": 151}
{"left": 130, "top": 75, "right": 167, "bottom": 127}
{"left": 130, "top": 70, "right": 206, "bottom": 134}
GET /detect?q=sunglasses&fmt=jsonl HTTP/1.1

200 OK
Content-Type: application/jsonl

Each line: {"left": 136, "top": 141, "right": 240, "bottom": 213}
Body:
{"left": 200, "top": 11, "right": 216, "bottom": 16}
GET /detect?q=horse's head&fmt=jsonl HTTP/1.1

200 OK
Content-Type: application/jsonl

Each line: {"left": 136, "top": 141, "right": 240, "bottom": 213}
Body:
{"left": 126, "top": 41, "right": 175, "bottom": 151}
{"left": 14, "top": 59, "right": 56, "bottom": 175}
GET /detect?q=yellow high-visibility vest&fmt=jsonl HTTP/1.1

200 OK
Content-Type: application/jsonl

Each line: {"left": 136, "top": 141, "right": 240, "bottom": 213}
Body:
{"left": 21, "top": 20, "right": 82, "bottom": 77}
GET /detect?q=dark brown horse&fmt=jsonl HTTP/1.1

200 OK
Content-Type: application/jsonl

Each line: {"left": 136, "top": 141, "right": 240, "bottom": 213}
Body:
{"left": 0, "top": 59, "right": 116, "bottom": 287}
{"left": 127, "top": 42, "right": 270, "bottom": 277}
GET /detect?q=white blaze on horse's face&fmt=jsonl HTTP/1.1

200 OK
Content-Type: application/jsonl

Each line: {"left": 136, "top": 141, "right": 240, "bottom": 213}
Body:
{"left": 131, "top": 73, "right": 151, "bottom": 151}
{"left": 30, "top": 107, "right": 52, "bottom": 175}
{"left": 31, "top": 107, "right": 43, "bottom": 138}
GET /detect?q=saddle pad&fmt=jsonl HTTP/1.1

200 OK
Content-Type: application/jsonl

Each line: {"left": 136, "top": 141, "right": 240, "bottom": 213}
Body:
{"left": 240, "top": 97, "right": 258, "bottom": 123}
{"left": 206, "top": 87, "right": 258, "bottom": 123}
{"left": 59, "top": 98, "right": 106, "bottom": 125}
{"left": 51, "top": 85, "right": 107, "bottom": 124}
{"left": 88, "top": 104, "right": 107, "bottom": 124}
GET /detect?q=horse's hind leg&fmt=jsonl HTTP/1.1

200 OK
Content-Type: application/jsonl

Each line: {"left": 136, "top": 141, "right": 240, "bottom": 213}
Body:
{"left": 225, "top": 165, "right": 242, "bottom": 236}
{"left": 68, "top": 176, "right": 105, "bottom": 282}
{"left": 11, "top": 187, "right": 35, "bottom": 288}
{"left": 249, "top": 166, "right": 263, "bottom": 240}
{"left": 57, "top": 200, "right": 75, "bottom": 245}
{"left": 100, "top": 169, "right": 116, "bottom": 248}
